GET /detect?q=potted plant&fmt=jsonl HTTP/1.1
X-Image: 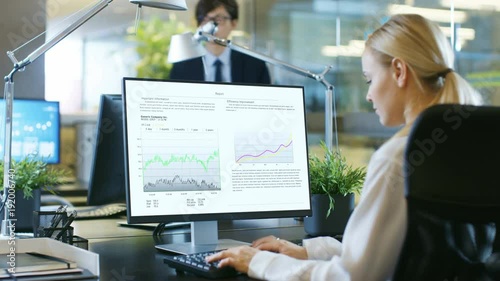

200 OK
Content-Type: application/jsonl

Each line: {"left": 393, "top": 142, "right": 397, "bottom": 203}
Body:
{"left": 304, "top": 142, "right": 367, "bottom": 236}
{"left": 0, "top": 154, "right": 70, "bottom": 232}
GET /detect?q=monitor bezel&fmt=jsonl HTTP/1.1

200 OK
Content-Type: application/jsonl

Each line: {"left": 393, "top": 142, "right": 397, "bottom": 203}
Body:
{"left": 122, "top": 77, "right": 312, "bottom": 224}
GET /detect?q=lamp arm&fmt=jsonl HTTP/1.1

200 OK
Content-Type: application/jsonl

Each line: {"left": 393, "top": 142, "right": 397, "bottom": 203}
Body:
{"left": 201, "top": 32, "right": 338, "bottom": 151}
{"left": 8, "top": 0, "right": 113, "bottom": 70}
{"left": 205, "top": 33, "right": 320, "bottom": 81}
{"left": 1, "top": 0, "right": 113, "bottom": 237}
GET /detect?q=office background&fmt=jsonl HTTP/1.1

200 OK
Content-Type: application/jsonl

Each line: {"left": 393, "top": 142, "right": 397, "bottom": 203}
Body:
{"left": 1, "top": 0, "right": 499, "bottom": 183}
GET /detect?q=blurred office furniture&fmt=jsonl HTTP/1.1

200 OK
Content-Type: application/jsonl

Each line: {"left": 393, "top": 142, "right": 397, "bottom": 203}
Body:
{"left": 341, "top": 111, "right": 401, "bottom": 148}
{"left": 393, "top": 104, "right": 500, "bottom": 281}
{"left": 60, "top": 113, "right": 98, "bottom": 184}
{"left": 341, "top": 112, "right": 401, "bottom": 139}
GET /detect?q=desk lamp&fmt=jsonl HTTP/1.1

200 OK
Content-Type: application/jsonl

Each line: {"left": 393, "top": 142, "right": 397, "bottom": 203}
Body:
{"left": 168, "top": 22, "right": 338, "bottom": 152}
{"left": 1, "top": 0, "right": 187, "bottom": 238}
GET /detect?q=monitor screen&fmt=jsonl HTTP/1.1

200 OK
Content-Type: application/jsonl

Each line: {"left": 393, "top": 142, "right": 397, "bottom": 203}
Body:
{"left": 0, "top": 99, "right": 60, "bottom": 164}
{"left": 123, "top": 78, "right": 311, "bottom": 253}
{"left": 87, "top": 94, "right": 126, "bottom": 206}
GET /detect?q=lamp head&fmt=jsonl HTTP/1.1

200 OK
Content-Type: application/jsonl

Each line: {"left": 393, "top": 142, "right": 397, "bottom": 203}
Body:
{"left": 129, "top": 0, "right": 187, "bottom": 10}
{"left": 168, "top": 32, "right": 206, "bottom": 63}
{"left": 168, "top": 21, "right": 219, "bottom": 63}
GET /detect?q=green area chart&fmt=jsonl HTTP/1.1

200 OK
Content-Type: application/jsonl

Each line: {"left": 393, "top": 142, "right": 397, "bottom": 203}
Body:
{"left": 142, "top": 150, "right": 221, "bottom": 192}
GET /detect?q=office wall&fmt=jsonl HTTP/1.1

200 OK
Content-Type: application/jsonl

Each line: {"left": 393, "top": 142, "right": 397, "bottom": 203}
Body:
{"left": 1, "top": 0, "right": 46, "bottom": 100}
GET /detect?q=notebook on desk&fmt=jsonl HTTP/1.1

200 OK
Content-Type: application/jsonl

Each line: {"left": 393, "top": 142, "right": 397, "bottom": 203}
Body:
{"left": 0, "top": 269, "right": 97, "bottom": 281}
{"left": 0, "top": 252, "right": 83, "bottom": 279}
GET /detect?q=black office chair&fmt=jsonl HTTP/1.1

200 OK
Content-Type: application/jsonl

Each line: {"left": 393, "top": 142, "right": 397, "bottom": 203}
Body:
{"left": 392, "top": 104, "right": 500, "bottom": 281}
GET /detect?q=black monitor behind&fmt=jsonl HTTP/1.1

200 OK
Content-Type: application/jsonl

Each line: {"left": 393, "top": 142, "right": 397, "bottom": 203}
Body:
{"left": 87, "top": 94, "right": 126, "bottom": 206}
{"left": 87, "top": 95, "right": 191, "bottom": 230}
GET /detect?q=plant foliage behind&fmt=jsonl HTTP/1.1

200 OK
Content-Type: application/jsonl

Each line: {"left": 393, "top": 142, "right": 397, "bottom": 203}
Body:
{"left": 128, "top": 16, "right": 187, "bottom": 79}
{"left": 0, "top": 154, "right": 70, "bottom": 199}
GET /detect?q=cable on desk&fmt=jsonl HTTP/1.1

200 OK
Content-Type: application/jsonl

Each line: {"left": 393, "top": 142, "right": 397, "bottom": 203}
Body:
{"left": 153, "top": 223, "right": 166, "bottom": 236}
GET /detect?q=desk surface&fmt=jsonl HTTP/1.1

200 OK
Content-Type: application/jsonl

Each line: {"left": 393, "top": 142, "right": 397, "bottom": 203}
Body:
{"left": 73, "top": 216, "right": 308, "bottom": 280}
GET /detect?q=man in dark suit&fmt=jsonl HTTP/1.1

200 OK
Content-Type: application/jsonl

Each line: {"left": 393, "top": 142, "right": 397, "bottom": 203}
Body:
{"left": 169, "top": 0, "right": 271, "bottom": 84}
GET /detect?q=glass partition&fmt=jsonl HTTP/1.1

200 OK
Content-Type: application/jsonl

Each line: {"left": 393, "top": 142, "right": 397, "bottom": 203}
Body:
{"left": 45, "top": 0, "right": 500, "bottom": 170}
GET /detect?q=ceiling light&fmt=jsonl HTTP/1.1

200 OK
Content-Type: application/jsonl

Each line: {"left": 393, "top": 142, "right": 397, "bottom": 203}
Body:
{"left": 440, "top": 27, "right": 476, "bottom": 41}
{"left": 441, "top": 0, "right": 500, "bottom": 11}
{"left": 388, "top": 4, "right": 468, "bottom": 23}
{"left": 321, "top": 40, "right": 365, "bottom": 58}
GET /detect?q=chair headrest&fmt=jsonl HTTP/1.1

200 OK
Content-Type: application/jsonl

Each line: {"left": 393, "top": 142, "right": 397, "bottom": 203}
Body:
{"left": 404, "top": 104, "right": 500, "bottom": 207}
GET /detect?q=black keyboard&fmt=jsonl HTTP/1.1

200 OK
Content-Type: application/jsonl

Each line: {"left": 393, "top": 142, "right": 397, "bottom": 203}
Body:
{"left": 164, "top": 250, "right": 240, "bottom": 279}
{"left": 72, "top": 203, "right": 127, "bottom": 219}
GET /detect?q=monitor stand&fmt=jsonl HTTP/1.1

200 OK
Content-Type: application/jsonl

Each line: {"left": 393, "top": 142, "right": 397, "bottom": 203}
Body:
{"left": 155, "top": 221, "right": 249, "bottom": 255}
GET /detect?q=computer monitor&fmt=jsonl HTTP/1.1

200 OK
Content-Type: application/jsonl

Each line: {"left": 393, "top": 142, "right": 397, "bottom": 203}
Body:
{"left": 0, "top": 99, "right": 60, "bottom": 164}
{"left": 87, "top": 94, "right": 126, "bottom": 206}
{"left": 123, "top": 78, "right": 311, "bottom": 254}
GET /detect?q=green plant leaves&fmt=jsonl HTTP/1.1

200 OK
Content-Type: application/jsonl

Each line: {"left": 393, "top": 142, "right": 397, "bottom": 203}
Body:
{"left": 309, "top": 142, "right": 367, "bottom": 217}
{"left": 326, "top": 194, "right": 335, "bottom": 218}
{"left": 0, "top": 154, "right": 70, "bottom": 199}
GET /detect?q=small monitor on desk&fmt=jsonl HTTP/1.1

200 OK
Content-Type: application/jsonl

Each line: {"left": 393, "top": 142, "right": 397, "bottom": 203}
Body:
{"left": 87, "top": 94, "right": 126, "bottom": 206}
{"left": 122, "top": 78, "right": 311, "bottom": 254}
{"left": 0, "top": 99, "right": 60, "bottom": 164}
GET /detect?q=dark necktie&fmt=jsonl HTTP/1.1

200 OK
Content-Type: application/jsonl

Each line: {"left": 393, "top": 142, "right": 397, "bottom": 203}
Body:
{"left": 214, "top": 60, "right": 223, "bottom": 82}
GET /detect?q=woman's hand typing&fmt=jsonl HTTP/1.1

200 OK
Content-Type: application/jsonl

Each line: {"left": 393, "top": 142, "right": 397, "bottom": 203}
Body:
{"left": 252, "top": 235, "right": 308, "bottom": 260}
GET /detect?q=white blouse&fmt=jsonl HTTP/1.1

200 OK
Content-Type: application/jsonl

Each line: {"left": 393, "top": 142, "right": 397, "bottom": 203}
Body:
{"left": 248, "top": 136, "right": 408, "bottom": 281}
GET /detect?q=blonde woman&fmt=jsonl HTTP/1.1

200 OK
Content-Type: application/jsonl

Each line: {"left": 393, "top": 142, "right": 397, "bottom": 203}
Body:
{"left": 207, "top": 14, "right": 482, "bottom": 281}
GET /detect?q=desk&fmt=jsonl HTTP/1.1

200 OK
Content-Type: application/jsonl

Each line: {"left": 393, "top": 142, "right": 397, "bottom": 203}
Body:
{"left": 73, "top": 216, "right": 308, "bottom": 280}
